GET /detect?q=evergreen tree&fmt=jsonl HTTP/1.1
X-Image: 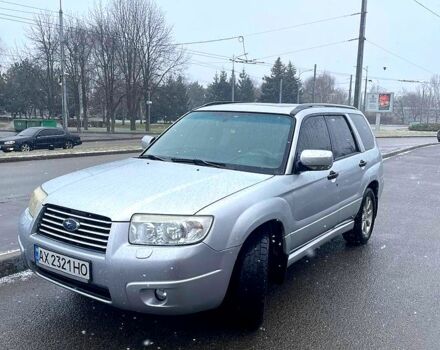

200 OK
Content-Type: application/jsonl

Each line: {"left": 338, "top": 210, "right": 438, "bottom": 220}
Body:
{"left": 283, "top": 61, "right": 300, "bottom": 103}
{"left": 206, "top": 70, "right": 231, "bottom": 102}
{"left": 151, "top": 75, "right": 188, "bottom": 122}
{"left": 187, "top": 81, "right": 206, "bottom": 109}
{"left": 259, "top": 57, "right": 285, "bottom": 102}
{"left": 237, "top": 69, "right": 255, "bottom": 102}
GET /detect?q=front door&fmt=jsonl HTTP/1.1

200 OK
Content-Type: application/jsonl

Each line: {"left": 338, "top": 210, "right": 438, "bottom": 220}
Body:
{"left": 286, "top": 115, "right": 341, "bottom": 251}
{"left": 34, "top": 129, "right": 52, "bottom": 149}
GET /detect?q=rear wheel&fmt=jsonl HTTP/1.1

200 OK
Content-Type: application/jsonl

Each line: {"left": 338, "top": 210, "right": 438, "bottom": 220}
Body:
{"left": 20, "top": 143, "right": 31, "bottom": 152}
{"left": 224, "top": 233, "right": 269, "bottom": 330}
{"left": 63, "top": 140, "right": 74, "bottom": 149}
{"left": 343, "top": 188, "right": 377, "bottom": 245}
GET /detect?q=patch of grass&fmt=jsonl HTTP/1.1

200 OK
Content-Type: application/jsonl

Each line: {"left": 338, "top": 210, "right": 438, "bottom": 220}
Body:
{"left": 408, "top": 123, "right": 440, "bottom": 132}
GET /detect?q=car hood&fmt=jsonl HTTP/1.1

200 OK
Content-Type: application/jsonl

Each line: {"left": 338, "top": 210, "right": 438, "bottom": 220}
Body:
{"left": 42, "top": 157, "right": 272, "bottom": 221}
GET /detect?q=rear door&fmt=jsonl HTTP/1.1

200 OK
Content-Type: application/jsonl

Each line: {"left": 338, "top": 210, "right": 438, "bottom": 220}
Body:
{"left": 52, "top": 129, "right": 66, "bottom": 148}
{"left": 286, "top": 115, "right": 341, "bottom": 250}
{"left": 325, "top": 115, "right": 364, "bottom": 222}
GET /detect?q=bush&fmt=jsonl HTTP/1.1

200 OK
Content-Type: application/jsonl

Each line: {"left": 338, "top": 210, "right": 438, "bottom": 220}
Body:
{"left": 408, "top": 123, "right": 440, "bottom": 132}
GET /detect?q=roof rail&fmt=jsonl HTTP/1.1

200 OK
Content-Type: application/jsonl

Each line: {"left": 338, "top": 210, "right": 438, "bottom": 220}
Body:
{"left": 290, "top": 103, "right": 357, "bottom": 115}
{"left": 199, "top": 101, "right": 239, "bottom": 107}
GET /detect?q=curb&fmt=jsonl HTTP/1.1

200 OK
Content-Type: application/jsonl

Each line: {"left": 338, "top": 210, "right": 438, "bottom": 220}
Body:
{"left": 0, "top": 142, "right": 439, "bottom": 278}
{"left": 381, "top": 142, "right": 439, "bottom": 159}
{"left": 0, "top": 251, "right": 26, "bottom": 278}
{"left": 0, "top": 148, "right": 142, "bottom": 163}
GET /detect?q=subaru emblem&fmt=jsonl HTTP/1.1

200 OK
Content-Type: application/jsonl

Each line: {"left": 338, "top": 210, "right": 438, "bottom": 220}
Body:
{"left": 63, "top": 218, "right": 80, "bottom": 232}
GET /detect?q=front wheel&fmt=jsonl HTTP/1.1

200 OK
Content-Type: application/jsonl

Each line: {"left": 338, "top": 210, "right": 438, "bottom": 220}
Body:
{"left": 20, "top": 143, "right": 31, "bottom": 152}
{"left": 224, "top": 233, "right": 269, "bottom": 330}
{"left": 343, "top": 188, "right": 377, "bottom": 245}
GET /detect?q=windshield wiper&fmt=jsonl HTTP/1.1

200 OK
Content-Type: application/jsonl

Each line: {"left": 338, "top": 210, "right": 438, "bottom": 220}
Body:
{"left": 170, "top": 157, "right": 226, "bottom": 169}
{"left": 140, "top": 154, "right": 167, "bottom": 161}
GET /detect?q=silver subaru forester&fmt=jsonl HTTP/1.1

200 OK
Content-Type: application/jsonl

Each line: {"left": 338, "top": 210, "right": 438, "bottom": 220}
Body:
{"left": 19, "top": 103, "right": 383, "bottom": 329}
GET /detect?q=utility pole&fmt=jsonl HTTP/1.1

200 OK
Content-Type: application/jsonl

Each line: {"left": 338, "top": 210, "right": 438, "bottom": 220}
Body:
{"left": 279, "top": 78, "right": 283, "bottom": 103}
{"left": 312, "top": 64, "right": 317, "bottom": 102}
{"left": 59, "top": 0, "right": 68, "bottom": 130}
{"left": 348, "top": 74, "right": 353, "bottom": 105}
{"left": 231, "top": 55, "right": 235, "bottom": 102}
{"left": 354, "top": 0, "right": 368, "bottom": 109}
{"left": 363, "top": 66, "right": 368, "bottom": 111}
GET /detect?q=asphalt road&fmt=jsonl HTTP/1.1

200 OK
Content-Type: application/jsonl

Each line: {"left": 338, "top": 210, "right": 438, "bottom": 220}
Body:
{"left": 0, "top": 145, "right": 439, "bottom": 349}
{"left": 376, "top": 136, "right": 437, "bottom": 153}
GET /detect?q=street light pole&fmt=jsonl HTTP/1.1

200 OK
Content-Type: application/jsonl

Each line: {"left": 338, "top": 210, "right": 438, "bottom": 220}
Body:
{"left": 231, "top": 55, "right": 235, "bottom": 102}
{"left": 312, "top": 64, "right": 317, "bottom": 102}
{"left": 348, "top": 74, "right": 353, "bottom": 105}
{"left": 363, "top": 66, "right": 368, "bottom": 111}
{"left": 279, "top": 78, "right": 283, "bottom": 103}
{"left": 354, "top": 0, "right": 368, "bottom": 109}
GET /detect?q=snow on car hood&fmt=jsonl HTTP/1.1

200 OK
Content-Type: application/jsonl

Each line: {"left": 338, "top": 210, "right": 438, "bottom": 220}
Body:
{"left": 42, "top": 157, "right": 272, "bottom": 221}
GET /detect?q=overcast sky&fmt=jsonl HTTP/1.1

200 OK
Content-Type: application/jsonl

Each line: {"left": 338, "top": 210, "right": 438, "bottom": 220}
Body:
{"left": 0, "top": 0, "right": 439, "bottom": 93}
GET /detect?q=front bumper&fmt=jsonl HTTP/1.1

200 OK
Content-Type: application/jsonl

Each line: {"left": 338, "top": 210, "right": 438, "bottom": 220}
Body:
{"left": 0, "top": 144, "right": 15, "bottom": 152}
{"left": 19, "top": 209, "right": 239, "bottom": 315}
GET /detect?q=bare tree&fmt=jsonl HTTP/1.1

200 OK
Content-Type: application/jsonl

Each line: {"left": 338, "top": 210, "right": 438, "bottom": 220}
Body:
{"left": 27, "top": 13, "right": 59, "bottom": 118}
{"left": 90, "top": 3, "right": 123, "bottom": 133}
{"left": 65, "top": 18, "right": 93, "bottom": 131}
{"left": 302, "top": 72, "right": 347, "bottom": 104}
{"left": 138, "top": 1, "right": 186, "bottom": 131}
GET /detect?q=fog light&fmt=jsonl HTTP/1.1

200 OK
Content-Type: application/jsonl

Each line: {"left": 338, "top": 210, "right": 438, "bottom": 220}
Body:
{"left": 155, "top": 289, "right": 167, "bottom": 301}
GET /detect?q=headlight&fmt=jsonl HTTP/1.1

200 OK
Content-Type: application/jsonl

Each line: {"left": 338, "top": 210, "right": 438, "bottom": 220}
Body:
{"left": 4, "top": 140, "right": 15, "bottom": 145}
{"left": 29, "top": 186, "right": 47, "bottom": 218}
{"left": 129, "top": 214, "right": 213, "bottom": 246}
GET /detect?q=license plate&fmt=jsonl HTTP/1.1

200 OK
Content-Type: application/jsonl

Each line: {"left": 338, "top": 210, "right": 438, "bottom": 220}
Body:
{"left": 34, "top": 245, "right": 90, "bottom": 282}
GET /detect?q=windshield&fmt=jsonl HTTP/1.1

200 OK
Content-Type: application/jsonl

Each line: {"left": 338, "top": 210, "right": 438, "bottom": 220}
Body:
{"left": 142, "top": 111, "right": 295, "bottom": 174}
{"left": 18, "top": 128, "right": 39, "bottom": 137}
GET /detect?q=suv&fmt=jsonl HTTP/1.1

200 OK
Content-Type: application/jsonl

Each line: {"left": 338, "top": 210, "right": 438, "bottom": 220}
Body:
{"left": 19, "top": 103, "right": 383, "bottom": 329}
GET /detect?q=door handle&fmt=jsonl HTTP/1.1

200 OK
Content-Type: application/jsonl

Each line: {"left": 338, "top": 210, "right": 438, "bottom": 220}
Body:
{"left": 327, "top": 170, "right": 339, "bottom": 180}
{"left": 359, "top": 160, "right": 367, "bottom": 167}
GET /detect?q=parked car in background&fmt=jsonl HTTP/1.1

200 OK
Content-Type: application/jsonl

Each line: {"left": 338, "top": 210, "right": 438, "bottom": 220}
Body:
{"left": 437, "top": 129, "right": 440, "bottom": 142}
{"left": 19, "top": 103, "right": 383, "bottom": 329}
{"left": 0, "top": 127, "right": 81, "bottom": 152}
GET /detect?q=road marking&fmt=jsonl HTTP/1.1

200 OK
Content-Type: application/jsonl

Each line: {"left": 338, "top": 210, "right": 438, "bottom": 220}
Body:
{"left": 0, "top": 249, "right": 20, "bottom": 257}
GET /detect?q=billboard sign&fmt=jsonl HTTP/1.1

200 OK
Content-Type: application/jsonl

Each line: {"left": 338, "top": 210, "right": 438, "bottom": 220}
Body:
{"left": 366, "top": 93, "right": 394, "bottom": 113}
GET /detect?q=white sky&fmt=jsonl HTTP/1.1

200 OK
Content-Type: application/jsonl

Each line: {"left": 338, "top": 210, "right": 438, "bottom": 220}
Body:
{"left": 0, "top": 0, "right": 439, "bottom": 93}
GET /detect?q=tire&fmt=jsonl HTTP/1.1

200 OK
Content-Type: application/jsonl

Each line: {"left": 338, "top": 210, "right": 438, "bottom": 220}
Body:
{"left": 225, "top": 233, "right": 269, "bottom": 330}
{"left": 63, "top": 140, "right": 74, "bottom": 149}
{"left": 20, "top": 143, "right": 31, "bottom": 152}
{"left": 343, "top": 188, "right": 377, "bottom": 245}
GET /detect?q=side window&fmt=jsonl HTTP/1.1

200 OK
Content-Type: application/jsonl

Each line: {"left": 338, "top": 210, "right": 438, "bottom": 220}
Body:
{"left": 349, "top": 113, "right": 375, "bottom": 150}
{"left": 54, "top": 129, "right": 65, "bottom": 136}
{"left": 38, "top": 129, "right": 51, "bottom": 137}
{"left": 296, "top": 116, "right": 332, "bottom": 158}
{"left": 325, "top": 115, "right": 358, "bottom": 159}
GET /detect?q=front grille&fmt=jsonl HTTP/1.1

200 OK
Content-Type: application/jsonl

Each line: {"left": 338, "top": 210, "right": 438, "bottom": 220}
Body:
{"left": 37, "top": 204, "right": 112, "bottom": 253}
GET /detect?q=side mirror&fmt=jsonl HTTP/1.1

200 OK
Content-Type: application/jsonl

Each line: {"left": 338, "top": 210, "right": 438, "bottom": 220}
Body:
{"left": 141, "top": 135, "right": 156, "bottom": 149}
{"left": 299, "top": 150, "right": 333, "bottom": 171}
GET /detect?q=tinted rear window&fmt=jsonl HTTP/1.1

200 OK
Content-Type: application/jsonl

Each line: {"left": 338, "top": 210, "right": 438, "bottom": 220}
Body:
{"left": 349, "top": 113, "right": 375, "bottom": 150}
{"left": 325, "top": 115, "right": 358, "bottom": 159}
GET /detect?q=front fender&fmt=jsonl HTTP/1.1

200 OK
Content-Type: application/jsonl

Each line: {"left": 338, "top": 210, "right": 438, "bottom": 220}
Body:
{"left": 203, "top": 197, "right": 293, "bottom": 252}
